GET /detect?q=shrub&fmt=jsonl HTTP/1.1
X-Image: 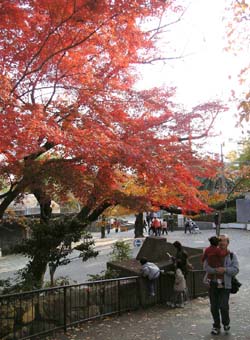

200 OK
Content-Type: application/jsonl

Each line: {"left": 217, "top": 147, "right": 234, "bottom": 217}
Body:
{"left": 193, "top": 207, "right": 236, "bottom": 224}
{"left": 221, "top": 208, "right": 236, "bottom": 223}
{"left": 110, "top": 240, "right": 131, "bottom": 262}
{"left": 87, "top": 269, "right": 120, "bottom": 281}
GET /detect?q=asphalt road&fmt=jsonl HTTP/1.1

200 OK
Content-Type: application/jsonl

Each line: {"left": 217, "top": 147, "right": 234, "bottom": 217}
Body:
{"left": 0, "top": 230, "right": 138, "bottom": 283}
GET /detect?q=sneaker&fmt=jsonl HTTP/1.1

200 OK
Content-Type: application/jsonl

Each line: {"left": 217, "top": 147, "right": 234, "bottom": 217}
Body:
{"left": 224, "top": 325, "right": 230, "bottom": 334}
{"left": 166, "top": 302, "right": 175, "bottom": 308}
{"left": 211, "top": 327, "right": 220, "bottom": 335}
{"left": 176, "top": 303, "right": 184, "bottom": 308}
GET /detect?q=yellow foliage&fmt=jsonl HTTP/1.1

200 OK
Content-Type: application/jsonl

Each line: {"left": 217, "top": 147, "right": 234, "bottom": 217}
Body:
{"left": 200, "top": 190, "right": 227, "bottom": 205}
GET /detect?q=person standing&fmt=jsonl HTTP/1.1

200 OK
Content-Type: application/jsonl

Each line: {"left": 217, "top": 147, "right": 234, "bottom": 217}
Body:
{"left": 203, "top": 234, "right": 239, "bottom": 335}
{"left": 101, "top": 216, "right": 106, "bottom": 238}
{"left": 168, "top": 214, "right": 174, "bottom": 232}
{"left": 168, "top": 263, "right": 187, "bottom": 308}
{"left": 152, "top": 217, "right": 161, "bottom": 236}
{"left": 161, "top": 219, "right": 168, "bottom": 235}
{"left": 173, "top": 241, "right": 192, "bottom": 278}
{"left": 113, "top": 218, "right": 120, "bottom": 233}
{"left": 146, "top": 212, "right": 151, "bottom": 227}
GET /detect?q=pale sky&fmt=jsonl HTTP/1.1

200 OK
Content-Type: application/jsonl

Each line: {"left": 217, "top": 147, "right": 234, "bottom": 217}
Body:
{"left": 137, "top": 0, "right": 249, "bottom": 158}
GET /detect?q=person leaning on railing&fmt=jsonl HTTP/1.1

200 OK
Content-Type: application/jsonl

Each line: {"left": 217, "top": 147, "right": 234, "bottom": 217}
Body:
{"left": 140, "top": 257, "right": 162, "bottom": 297}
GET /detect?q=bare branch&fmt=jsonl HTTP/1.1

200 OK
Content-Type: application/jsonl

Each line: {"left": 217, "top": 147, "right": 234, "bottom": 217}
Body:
{"left": 147, "top": 6, "right": 189, "bottom": 40}
{"left": 137, "top": 52, "right": 195, "bottom": 64}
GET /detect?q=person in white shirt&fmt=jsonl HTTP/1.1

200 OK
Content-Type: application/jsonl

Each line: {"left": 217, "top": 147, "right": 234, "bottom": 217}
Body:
{"left": 140, "top": 257, "right": 161, "bottom": 297}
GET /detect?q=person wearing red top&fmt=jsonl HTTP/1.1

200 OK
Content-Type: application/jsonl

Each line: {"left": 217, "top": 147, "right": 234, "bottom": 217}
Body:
{"left": 152, "top": 217, "right": 161, "bottom": 236}
{"left": 202, "top": 236, "right": 229, "bottom": 287}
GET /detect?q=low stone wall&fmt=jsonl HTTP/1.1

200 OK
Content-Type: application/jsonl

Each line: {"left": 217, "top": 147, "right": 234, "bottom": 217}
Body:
{"left": 221, "top": 223, "right": 247, "bottom": 230}
{"left": 195, "top": 221, "right": 250, "bottom": 230}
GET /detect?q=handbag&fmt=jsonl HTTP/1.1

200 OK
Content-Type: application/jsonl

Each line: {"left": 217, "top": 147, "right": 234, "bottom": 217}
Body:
{"left": 231, "top": 276, "right": 241, "bottom": 294}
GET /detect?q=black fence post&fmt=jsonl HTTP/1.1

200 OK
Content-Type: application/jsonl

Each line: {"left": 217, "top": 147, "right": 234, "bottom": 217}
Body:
{"left": 192, "top": 271, "right": 196, "bottom": 299}
{"left": 136, "top": 277, "right": 142, "bottom": 308}
{"left": 117, "top": 280, "right": 121, "bottom": 315}
{"left": 63, "top": 286, "right": 67, "bottom": 333}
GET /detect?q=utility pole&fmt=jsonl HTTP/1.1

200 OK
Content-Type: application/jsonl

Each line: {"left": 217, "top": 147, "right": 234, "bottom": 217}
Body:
{"left": 216, "top": 142, "right": 226, "bottom": 236}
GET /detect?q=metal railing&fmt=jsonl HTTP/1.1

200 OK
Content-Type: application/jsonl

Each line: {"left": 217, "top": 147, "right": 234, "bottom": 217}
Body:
{"left": 0, "top": 270, "right": 207, "bottom": 340}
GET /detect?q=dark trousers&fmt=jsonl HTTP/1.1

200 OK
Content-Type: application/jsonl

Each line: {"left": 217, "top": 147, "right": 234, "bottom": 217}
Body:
{"left": 209, "top": 286, "right": 230, "bottom": 329}
{"left": 148, "top": 279, "right": 157, "bottom": 296}
{"left": 162, "top": 228, "right": 168, "bottom": 235}
{"left": 156, "top": 228, "right": 161, "bottom": 236}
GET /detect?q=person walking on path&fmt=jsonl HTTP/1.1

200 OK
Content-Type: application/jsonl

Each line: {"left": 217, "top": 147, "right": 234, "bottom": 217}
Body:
{"left": 184, "top": 218, "right": 192, "bottom": 234}
{"left": 140, "top": 257, "right": 161, "bottom": 297}
{"left": 202, "top": 236, "right": 229, "bottom": 288}
{"left": 148, "top": 219, "right": 155, "bottom": 236}
{"left": 203, "top": 234, "right": 239, "bottom": 336}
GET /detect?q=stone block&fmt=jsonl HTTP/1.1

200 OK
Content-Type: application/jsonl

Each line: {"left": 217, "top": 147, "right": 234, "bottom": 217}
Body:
{"left": 0, "top": 304, "right": 15, "bottom": 338}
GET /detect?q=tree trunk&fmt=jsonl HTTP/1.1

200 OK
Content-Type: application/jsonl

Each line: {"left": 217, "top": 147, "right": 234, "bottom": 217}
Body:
{"left": 26, "top": 257, "right": 48, "bottom": 289}
{"left": 101, "top": 226, "right": 106, "bottom": 238}
{"left": 49, "top": 264, "right": 57, "bottom": 287}
{"left": 33, "top": 188, "right": 52, "bottom": 223}
{"left": 134, "top": 212, "right": 144, "bottom": 238}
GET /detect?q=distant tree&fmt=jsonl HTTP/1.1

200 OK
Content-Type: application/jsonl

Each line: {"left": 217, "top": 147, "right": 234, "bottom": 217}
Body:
{"left": 225, "top": 0, "right": 250, "bottom": 122}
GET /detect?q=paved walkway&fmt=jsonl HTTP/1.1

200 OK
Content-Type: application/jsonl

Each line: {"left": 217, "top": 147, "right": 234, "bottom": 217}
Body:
{"left": 46, "top": 230, "right": 250, "bottom": 340}
{"left": 49, "top": 289, "right": 249, "bottom": 340}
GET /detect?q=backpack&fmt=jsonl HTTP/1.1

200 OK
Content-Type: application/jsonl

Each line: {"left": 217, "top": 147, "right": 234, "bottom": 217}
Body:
{"left": 230, "top": 253, "right": 242, "bottom": 294}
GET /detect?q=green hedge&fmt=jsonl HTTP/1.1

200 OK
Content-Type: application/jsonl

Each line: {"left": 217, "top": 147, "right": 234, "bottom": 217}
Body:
{"left": 220, "top": 208, "right": 236, "bottom": 223}
{"left": 193, "top": 207, "right": 236, "bottom": 224}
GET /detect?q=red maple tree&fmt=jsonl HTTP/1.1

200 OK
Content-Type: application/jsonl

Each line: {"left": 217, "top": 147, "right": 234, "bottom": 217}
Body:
{"left": 0, "top": 0, "right": 226, "bottom": 221}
